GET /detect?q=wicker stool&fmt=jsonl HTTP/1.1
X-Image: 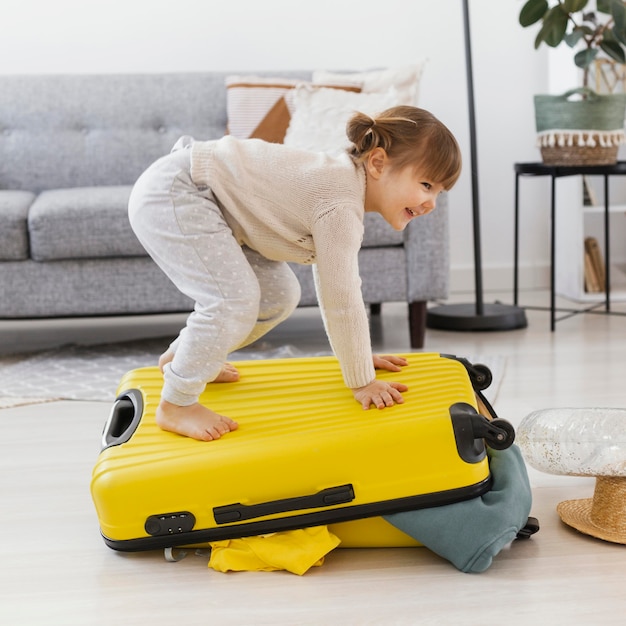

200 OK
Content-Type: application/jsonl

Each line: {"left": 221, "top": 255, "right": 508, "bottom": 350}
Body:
{"left": 518, "top": 408, "right": 626, "bottom": 544}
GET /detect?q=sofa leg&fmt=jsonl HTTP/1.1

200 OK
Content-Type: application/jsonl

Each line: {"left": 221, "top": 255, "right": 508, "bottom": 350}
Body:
{"left": 408, "top": 301, "right": 427, "bottom": 349}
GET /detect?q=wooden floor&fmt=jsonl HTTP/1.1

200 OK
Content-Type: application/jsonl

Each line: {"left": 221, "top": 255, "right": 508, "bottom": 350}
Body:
{"left": 1, "top": 291, "right": 625, "bottom": 625}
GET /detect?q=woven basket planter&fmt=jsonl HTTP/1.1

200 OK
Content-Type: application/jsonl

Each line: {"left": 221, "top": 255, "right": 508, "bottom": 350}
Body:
{"left": 535, "top": 88, "right": 626, "bottom": 166}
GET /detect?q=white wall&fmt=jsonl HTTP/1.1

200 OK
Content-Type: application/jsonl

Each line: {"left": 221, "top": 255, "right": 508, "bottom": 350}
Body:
{"left": 1, "top": 0, "right": 553, "bottom": 295}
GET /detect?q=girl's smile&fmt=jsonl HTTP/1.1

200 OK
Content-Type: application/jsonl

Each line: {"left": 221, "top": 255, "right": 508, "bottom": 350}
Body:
{"left": 364, "top": 147, "right": 444, "bottom": 230}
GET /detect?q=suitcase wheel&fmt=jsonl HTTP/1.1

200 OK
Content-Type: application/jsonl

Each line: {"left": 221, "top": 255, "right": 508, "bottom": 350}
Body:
{"left": 516, "top": 516, "right": 540, "bottom": 539}
{"left": 482, "top": 418, "right": 516, "bottom": 450}
{"left": 164, "top": 547, "right": 210, "bottom": 562}
{"left": 440, "top": 355, "right": 493, "bottom": 391}
{"left": 464, "top": 412, "right": 516, "bottom": 451}
{"left": 451, "top": 404, "right": 515, "bottom": 462}
{"left": 469, "top": 363, "right": 493, "bottom": 392}
{"left": 164, "top": 547, "right": 189, "bottom": 562}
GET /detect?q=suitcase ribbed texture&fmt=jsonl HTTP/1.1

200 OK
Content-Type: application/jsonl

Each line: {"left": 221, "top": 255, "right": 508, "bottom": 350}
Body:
{"left": 91, "top": 353, "right": 491, "bottom": 550}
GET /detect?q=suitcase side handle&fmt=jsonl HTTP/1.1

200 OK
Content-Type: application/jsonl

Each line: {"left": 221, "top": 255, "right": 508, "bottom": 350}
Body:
{"left": 101, "top": 389, "right": 143, "bottom": 450}
{"left": 213, "top": 484, "right": 355, "bottom": 524}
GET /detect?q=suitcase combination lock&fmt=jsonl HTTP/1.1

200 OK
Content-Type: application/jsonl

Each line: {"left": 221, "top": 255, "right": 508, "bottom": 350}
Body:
{"left": 145, "top": 511, "right": 196, "bottom": 536}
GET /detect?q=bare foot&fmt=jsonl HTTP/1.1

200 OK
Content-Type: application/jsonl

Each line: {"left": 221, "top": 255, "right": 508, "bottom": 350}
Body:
{"left": 158, "top": 349, "right": 175, "bottom": 373}
{"left": 156, "top": 400, "right": 239, "bottom": 442}
{"left": 158, "top": 349, "right": 240, "bottom": 382}
{"left": 213, "top": 363, "right": 240, "bottom": 382}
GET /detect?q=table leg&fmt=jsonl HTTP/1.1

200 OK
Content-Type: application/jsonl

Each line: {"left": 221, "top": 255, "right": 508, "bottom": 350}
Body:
{"left": 550, "top": 175, "right": 556, "bottom": 332}
{"left": 603, "top": 175, "right": 611, "bottom": 312}
{"left": 514, "top": 173, "right": 520, "bottom": 306}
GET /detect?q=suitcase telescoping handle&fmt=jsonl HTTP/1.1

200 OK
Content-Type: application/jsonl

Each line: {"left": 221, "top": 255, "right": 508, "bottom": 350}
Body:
{"left": 213, "top": 484, "right": 355, "bottom": 524}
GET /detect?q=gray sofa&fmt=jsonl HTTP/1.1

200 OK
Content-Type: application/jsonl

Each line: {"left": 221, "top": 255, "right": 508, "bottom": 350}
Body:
{"left": 0, "top": 72, "right": 449, "bottom": 349}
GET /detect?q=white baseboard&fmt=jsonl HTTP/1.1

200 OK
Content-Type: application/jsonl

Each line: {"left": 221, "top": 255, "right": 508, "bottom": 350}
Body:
{"left": 449, "top": 263, "right": 550, "bottom": 294}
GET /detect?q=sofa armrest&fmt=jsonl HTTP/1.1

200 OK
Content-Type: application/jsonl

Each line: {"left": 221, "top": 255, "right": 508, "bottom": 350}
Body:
{"left": 403, "top": 191, "right": 449, "bottom": 302}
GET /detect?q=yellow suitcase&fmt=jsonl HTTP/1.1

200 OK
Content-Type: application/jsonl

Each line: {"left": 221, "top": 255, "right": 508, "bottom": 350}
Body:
{"left": 90, "top": 352, "right": 514, "bottom": 552}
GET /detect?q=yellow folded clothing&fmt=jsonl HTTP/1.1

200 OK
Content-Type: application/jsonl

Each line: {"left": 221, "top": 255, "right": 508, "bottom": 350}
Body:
{"left": 208, "top": 526, "right": 341, "bottom": 575}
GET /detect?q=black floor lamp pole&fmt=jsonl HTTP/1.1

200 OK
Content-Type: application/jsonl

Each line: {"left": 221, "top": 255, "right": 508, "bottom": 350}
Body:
{"left": 464, "top": 0, "right": 484, "bottom": 316}
{"left": 426, "top": 0, "right": 527, "bottom": 332}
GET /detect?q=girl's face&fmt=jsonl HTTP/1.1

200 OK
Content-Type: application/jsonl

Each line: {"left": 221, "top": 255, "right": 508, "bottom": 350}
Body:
{"left": 364, "top": 148, "right": 445, "bottom": 231}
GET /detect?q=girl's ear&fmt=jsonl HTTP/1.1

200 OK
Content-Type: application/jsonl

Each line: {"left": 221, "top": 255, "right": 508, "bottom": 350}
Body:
{"left": 366, "top": 147, "right": 388, "bottom": 180}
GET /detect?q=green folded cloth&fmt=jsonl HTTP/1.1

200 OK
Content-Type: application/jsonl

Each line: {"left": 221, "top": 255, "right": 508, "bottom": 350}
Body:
{"left": 383, "top": 444, "right": 532, "bottom": 573}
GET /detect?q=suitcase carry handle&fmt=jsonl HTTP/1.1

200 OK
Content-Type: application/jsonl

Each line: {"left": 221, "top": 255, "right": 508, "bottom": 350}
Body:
{"left": 101, "top": 389, "right": 143, "bottom": 450}
{"left": 213, "top": 484, "right": 355, "bottom": 524}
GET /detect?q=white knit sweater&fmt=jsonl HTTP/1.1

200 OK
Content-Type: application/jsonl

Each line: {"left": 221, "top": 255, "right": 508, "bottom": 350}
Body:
{"left": 190, "top": 136, "right": 376, "bottom": 389}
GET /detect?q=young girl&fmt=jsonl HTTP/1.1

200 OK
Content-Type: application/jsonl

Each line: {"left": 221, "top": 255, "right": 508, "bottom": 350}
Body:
{"left": 128, "top": 105, "right": 461, "bottom": 442}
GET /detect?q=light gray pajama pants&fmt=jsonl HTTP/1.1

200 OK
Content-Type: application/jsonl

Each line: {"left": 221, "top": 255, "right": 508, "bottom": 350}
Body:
{"left": 128, "top": 139, "right": 301, "bottom": 406}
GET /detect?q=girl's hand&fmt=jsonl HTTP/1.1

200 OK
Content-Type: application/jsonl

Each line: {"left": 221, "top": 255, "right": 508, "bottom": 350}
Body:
{"left": 352, "top": 379, "right": 408, "bottom": 410}
{"left": 373, "top": 354, "right": 409, "bottom": 372}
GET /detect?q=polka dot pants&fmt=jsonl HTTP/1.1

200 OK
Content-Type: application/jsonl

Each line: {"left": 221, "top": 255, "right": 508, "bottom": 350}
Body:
{"left": 128, "top": 141, "right": 301, "bottom": 406}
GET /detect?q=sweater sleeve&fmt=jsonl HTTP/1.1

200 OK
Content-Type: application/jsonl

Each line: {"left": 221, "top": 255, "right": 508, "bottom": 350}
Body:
{"left": 311, "top": 208, "right": 376, "bottom": 389}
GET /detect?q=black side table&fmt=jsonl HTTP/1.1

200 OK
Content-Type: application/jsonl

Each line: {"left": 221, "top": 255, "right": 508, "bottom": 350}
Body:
{"left": 514, "top": 161, "right": 626, "bottom": 330}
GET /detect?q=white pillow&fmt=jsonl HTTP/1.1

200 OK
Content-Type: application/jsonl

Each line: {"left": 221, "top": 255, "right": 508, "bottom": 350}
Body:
{"left": 312, "top": 62, "right": 426, "bottom": 106}
{"left": 283, "top": 85, "right": 400, "bottom": 155}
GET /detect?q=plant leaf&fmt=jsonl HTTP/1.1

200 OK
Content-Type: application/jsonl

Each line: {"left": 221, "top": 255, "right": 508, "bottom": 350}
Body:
{"left": 539, "top": 6, "right": 570, "bottom": 47}
{"left": 534, "top": 29, "right": 544, "bottom": 49}
{"left": 597, "top": 0, "right": 621, "bottom": 16}
{"left": 519, "top": 0, "right": 549, "bottom": 27}
{"left": 574, "top": 48, "right": 598, "bottom": 68}
{"left": 606, "top": 1, "right": 626, "bottom": 44}
{"left": 600, "top": 38, "right": 626, "bottom": 63}
{"left": 612, "top": 20, "right": 626, "bottom": 46}
{"left": 563, "top": 0, "right": 589, "bottom": 12}
{"left": 603, "top": 27, "right": 621, "bottom": 44}
{"left": 565, "top": 28, "right": 586, "bottom": 47}
{"left": 597, "top": 0, "right": 610, "bottom": 13}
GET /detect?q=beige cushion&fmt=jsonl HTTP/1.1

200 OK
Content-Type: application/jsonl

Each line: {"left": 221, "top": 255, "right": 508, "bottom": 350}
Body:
{"left": 225, "top": 75, "right": 360, "bottom": 144}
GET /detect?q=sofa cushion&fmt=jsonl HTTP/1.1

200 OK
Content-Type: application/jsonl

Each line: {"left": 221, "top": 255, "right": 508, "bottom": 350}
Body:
{"left": 0, "top": 73, "right": 234, "bottom": 193}
{"left": 0, "top": 190, "right": 35, "bottom": 260}
{"left": 27, "top": 186, "right": 399, "bottom": 262}
{"left": 29, "top": 186, "right": 146, "bottom": 261}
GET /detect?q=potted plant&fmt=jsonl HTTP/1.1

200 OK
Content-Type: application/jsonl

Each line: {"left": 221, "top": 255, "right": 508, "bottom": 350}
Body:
{"left": 519, "top": 0, "right": 626, "bottom": 165}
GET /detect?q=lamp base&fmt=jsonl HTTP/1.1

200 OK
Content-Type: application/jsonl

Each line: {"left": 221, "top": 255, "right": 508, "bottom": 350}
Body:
{"left": 426, "top": 302, "right": 527, "bottom": 332}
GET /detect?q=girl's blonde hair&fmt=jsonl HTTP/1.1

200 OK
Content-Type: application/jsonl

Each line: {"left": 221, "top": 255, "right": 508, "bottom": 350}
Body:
{"left": 346, "top": 105, "right": 462, "bottom": 190}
